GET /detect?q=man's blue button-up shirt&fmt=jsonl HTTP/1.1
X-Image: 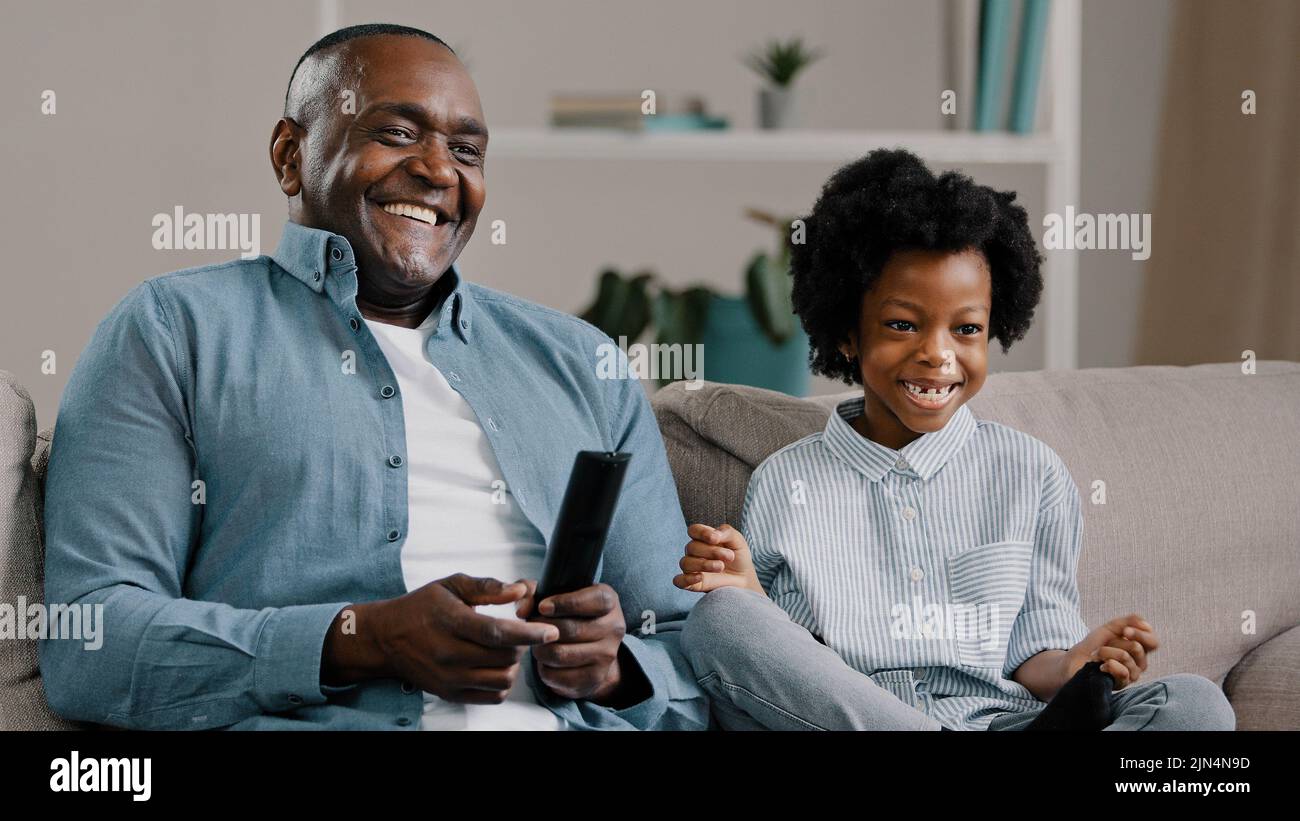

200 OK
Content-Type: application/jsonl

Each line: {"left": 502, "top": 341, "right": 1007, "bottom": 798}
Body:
{"left": 38, "top": 220, "right": 710, "bottom": 730}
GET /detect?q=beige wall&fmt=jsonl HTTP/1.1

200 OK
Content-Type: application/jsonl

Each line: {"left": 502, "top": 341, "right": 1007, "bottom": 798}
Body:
{"left": 1, "top": 0, "right": 1171, "bottom": 428}
{"left": 1078, "top": 0, "right": 1173, "bottom": 368}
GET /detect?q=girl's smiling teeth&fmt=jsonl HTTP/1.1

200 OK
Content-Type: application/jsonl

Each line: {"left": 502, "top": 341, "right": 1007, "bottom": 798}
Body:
{"left": 900, "top": 380, "right": 962, "bottom": 407}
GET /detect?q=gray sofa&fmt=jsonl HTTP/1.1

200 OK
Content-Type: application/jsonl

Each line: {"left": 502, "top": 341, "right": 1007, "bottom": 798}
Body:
{"left": 650, "top": 361, "right": 1300, "bottom": 730}
{"left": 3, "top": 362, "right": 1298, "bottom": 730}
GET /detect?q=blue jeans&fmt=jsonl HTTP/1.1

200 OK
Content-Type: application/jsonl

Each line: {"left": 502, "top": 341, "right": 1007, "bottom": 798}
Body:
{"left": 681, "top": 587, "right": 1236, "bottom": 731}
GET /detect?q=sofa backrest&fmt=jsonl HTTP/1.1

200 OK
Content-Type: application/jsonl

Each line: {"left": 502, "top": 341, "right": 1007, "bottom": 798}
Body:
{"left": 651, "top": 361, "right": 1300, "bottom": 688}
{"left": 6, "top": 362, "right": 1298, "bottom": 727}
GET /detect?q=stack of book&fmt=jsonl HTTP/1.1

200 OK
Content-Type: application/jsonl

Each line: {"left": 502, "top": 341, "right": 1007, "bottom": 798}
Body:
{"left": 550, "top": 94, "right": 646, "bottom": 130}
{"left": 947, "top": 0, "right": 1053, "bottom": 133}
{"left": 550, "top": 94, "right": 729, "bottom": 132}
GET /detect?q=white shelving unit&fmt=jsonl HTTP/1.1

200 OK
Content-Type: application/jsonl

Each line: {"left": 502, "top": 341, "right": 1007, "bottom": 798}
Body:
{"left": 490, "top": 128, "right": 1062, "bottom": 165}
{"left": 487, "top": 0, "right": 1082, "bottom": 371}
{"left": 1043, "top": 0, "right": 1081, "bottom": 371}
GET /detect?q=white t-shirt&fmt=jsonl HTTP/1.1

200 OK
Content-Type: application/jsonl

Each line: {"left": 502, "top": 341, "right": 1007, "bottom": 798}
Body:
{"left": 364, "top": 309, "right": 565, "bottom": 731}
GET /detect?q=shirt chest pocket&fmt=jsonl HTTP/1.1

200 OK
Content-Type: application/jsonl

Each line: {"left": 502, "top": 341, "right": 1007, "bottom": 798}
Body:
{"left": 944, "top": 540, "right": 1033, "bottom": 668}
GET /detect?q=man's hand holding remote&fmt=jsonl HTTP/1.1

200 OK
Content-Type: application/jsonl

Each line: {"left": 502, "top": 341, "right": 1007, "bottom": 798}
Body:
{"left": 321, "top": 573, "right": 559, "bottom": 704}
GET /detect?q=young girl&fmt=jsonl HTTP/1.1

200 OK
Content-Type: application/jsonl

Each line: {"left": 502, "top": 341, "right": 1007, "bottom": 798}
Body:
{"left": 673, "top": 149, "right": 1235, "bottom": 731}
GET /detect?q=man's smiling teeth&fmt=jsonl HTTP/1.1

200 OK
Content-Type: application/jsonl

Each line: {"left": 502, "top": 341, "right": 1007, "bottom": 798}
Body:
{"left": 381, "top": 202, "right": 439, "bottom": 225}
{"left": 903, "top": 381, "right": 957, "bottom": 398}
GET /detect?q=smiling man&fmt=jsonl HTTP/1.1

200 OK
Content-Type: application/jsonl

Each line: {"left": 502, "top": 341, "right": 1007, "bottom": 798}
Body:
{"left": 38, "top": 24, "right": 709, "bottom": 731}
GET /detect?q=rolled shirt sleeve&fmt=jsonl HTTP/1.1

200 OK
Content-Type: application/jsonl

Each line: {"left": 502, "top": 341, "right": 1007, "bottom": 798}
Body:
{"left": 38, "top": 282, "right": 351, "bottom": 729}
{"left": 1002, "top": 453, "right": 1091, "bottom": 679}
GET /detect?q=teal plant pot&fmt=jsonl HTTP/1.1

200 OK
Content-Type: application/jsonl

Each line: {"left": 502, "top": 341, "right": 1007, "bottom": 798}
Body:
{"left": 697, "top": 294, "right": 810, "bottom": 396}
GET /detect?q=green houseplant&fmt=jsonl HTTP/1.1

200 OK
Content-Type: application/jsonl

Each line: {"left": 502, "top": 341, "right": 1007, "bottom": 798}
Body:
{"left": 745, "top": 37, "right": 823, "bottom": 129}
{"left": 579, "top": 209, "right": 810, "bottom": 395}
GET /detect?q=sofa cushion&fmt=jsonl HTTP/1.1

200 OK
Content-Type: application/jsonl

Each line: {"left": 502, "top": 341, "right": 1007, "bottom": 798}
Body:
{"left": 651, "top": 361, "right": 1300, "bottom": 711}
{"left": 0, "top": 370, "right": 78, "bottom": 729}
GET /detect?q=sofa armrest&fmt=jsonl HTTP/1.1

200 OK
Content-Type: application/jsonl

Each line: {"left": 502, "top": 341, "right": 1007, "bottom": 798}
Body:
{"left": 1223, "top": 623, "right": 1300, "bottom": 730}
{"left": 1, "top": 374, "right": 81, "bottom": 730}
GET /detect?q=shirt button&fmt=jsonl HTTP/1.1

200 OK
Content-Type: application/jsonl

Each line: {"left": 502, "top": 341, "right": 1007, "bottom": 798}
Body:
{"left": 448, "top": 371, "right": 461, "bottom": 382}
{"left": 330, "top": 247, "right": 343, "bottom": 261}
{"left": 909, "top": 567, "right": 924, "bottom": 582}
{"left": 401, "top": 681, "right": 416, "bottom": 695}
{"left": 287, "top": 694, "right": 303, "bottom": 705}
{"left": 380, "top": 385, "right": 395, "bottom": 398}
{"left": 459, "top": 319, "right": 469, "bottom": 330}
{"left": 313, "top": 270, "right": 321, "bottom": 282}
{"left": 486, "top": 418, "right": 500, "bottom": 432}
{"left": 902, "top": 506, "right": 916, "bottom": 520}
{"left": 895, "top": 458, "right": 908, "bottom": 470}
{"left": 914, "top": 668, "right": 927, "bottom": 679}
{"left": 387, "top": 529, "right": 401, "bottom": 542}
{"left": 395, "top": 716, "right": 412, "bottom": 727}
{"left": 349, "top": 317, "right": 360, "bottom": 332}
{"left": 388, "top": 454, "right": 404, "bottom": 468}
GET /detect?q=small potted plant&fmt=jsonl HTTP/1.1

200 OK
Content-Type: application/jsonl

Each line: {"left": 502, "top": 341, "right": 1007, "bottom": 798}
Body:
{"left": 578, "top": 209, "right": 810, "bottom": 396}
{"left": 745, "top": 37, "right": 823, "bottom": 129}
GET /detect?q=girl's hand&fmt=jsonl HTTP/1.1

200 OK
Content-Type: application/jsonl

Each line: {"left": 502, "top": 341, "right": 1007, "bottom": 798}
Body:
{"left": 672, "top": 523, "right": 765, "bottom": 597}
{"left": 1063, "top": 613, "right": 1159, "bottom": 688}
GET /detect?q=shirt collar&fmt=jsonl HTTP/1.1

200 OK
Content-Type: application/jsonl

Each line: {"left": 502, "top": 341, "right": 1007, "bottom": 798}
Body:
{"left": 822, "top": 396, "right": 977, "bottom": 483}
{"left": 269, "top": 219, "right": 473, "bottom": 343}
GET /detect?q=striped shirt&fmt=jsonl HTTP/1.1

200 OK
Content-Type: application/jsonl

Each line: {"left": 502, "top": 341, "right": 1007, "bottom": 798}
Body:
{"left": 741, "top": 396, "right": 1090, "bottom": 731}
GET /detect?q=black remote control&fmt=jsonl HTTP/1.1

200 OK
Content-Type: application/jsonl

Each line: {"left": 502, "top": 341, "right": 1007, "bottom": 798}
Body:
{"left": 532, "top": 451, "right": 631, "bottom": 608}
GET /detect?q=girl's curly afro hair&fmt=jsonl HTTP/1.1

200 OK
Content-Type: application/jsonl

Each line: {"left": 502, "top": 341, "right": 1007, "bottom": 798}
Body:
{"left": 790, "top": 148, "right": 1043, "bottom": 385}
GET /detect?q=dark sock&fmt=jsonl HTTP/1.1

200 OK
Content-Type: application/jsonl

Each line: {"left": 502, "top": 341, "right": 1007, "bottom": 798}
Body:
{"left": 1023, "top": 660, "right": 1115, "bottom": 731}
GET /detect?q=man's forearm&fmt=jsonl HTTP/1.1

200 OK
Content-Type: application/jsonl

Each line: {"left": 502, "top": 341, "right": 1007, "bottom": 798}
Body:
{"left": 321, "top": 601, "right": 391, "bottom": 686}
{"left": 1011, "top": 649, "right": 1070, "bottom": 702}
